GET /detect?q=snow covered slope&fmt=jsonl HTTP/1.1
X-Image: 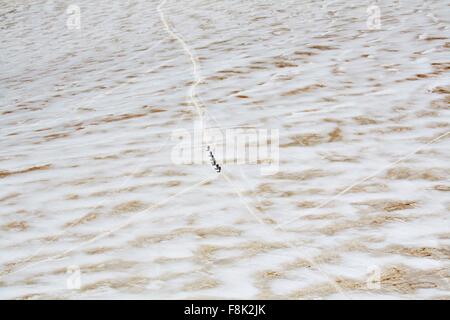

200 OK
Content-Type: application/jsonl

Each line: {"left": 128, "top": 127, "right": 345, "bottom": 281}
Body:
{"left": 0, "top": 0, "right": 449, "bottom": 299}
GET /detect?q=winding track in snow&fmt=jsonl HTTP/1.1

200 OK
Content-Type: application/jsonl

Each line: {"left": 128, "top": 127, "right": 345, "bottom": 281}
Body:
{"left": 157, "top": 0, "right": 221, "bottom": 173}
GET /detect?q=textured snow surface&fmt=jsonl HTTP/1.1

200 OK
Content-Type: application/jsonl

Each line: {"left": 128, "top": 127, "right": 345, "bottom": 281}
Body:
{"left": 0, "top": 0, "right": 449, "bottom": 299}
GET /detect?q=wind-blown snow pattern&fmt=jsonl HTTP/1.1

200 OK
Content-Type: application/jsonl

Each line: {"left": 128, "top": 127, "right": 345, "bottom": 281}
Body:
{"left": 0, "top": 0, "right": 449, "bottom": 299}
